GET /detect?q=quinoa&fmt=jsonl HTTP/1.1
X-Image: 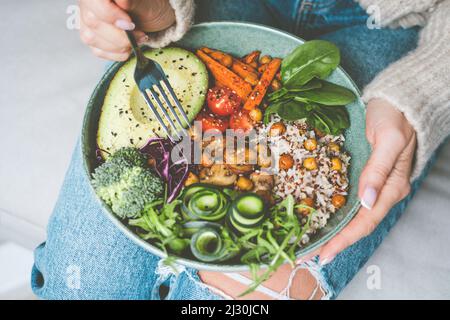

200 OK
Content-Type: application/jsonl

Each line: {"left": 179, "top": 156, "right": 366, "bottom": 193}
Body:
{"left": 258, "top": 117, "right": 351, "bottom": 244}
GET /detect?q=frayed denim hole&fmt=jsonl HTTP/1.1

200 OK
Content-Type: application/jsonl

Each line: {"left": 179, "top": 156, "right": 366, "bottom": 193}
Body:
{"left": 159, "top": 284, "right": 170, "bottom": 300}
{"left": 31, "top": 265, "right": 45, "bottom": 289}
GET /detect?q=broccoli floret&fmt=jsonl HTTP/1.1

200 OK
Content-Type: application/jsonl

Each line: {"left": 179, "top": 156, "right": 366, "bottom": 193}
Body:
{"left": 108, "top": 147, "right": 147, "bottom": 167}
{"left": 92, "top": 147, "right": 164, "bottom": 219}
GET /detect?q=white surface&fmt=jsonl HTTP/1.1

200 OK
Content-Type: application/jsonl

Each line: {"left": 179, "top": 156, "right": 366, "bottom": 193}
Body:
{"left": 0, "top": 242, "right": 35, "bottom": 299}
{"left": 339, "top": 145, "right": 450, "bottom": 299}
{"left": 0, "top": 0, "right": 448, "bottom": 299}
{"left": 0, "top": 0, "right": 103, "bottom": 232}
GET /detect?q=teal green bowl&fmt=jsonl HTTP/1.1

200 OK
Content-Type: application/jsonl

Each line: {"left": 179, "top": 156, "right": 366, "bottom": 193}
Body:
{"left": 82, "top": 22, "right": 370, "bottom": 272}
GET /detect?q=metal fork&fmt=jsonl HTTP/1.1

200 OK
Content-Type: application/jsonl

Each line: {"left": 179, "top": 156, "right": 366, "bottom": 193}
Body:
{"left": 126, "top": 31, "right": 190, "bottom": 141}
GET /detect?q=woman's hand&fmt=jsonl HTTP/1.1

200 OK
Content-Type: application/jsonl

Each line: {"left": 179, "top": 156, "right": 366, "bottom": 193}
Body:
{"left": 79, "top": 0, "right": 176, "bottom": 61}
{"left": 298, "top": 99, "right": 417, "bottom": 265}
{"left": 318, "top": 99, "right": 416, "bottom": 264}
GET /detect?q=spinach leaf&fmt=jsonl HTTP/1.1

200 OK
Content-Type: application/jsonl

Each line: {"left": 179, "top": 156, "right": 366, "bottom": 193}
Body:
{"left": 268, "top": 79, "right": 323, "bottom": 102}
{"left": 277, "top": 100, "right": 310, "bottom": 121}
{"left": 263, "top": 101, "right": 283, "bottom": 124}
{"left": 294, "top": 80, "right": 356, "bottom": 106}
{"left": 281, "top": 40, "right": 340, "bottom": 88}
{"left": 310, "top": 105, "right": 350, "bottom": 135}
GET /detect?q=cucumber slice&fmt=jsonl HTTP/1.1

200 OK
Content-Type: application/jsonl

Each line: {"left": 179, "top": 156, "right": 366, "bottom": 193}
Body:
{"left": 235, "top": 194, "right": 265, "bottom": 219}
{"left": 181, "top": 184, "right": 229, "bottom": 221}
{"left": 97, "top": 47, "right": 208, "bottom": 158}
{"left": 229, "top": 207, "right": 265, "bottom": 228}
{"left": 190, "top": 228, "right": 224, "bottom": 262}
{"left": 226, "top": 193, "right": 267, "bottom": 234}
{"left": 182, "top": 221, "right": 222, "bottom": 237}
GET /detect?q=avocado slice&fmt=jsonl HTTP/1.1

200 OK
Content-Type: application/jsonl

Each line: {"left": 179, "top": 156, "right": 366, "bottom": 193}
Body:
{"left": 97, "top": 47, "right": 208, "bottom": 158}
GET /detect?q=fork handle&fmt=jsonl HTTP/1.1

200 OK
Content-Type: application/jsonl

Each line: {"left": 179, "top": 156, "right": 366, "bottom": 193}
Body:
{"left": 126, "top": 31, "right": 146, "bottom": 68}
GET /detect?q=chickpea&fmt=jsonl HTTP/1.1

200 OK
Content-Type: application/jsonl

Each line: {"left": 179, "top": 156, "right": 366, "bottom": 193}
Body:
{"left": 328, "top": 142, "right": 340, "bottom": 152}
{"left": 249, "top": 108, "right": 263, "bottom": 123}
{"left": 260, "top": 55, "right": 272, "bottom": 64}
{"left": 236, "top": 176, "right": 254, "bottom": 191}
{"left": 270, "top": 79, "right": 282, "bottom": 91}
{"left": 296, "top": 197, "right": 315, "bottom": 216}
{"left": 332, "top": 194, "right": 346, "bottom": 209}
{"left": 303, "top": 157, "right": 318, "bottom": 170}
{"left": 269, "top": 122, "right": 286, "bottom": 136}
{"left": 184, "top": 172, "right": 199, "bottom": 186}
{"left": 279, "top": 154, "right": 294, "bottom": 170}
{"left": 304, "top": 138, "right": 317, "bottom": 151}
{"left": 331, "top": 157, "right": 342, "bottom": 172}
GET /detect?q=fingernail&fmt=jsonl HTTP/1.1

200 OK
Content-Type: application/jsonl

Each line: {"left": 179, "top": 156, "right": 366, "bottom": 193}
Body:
{"left": 361, "top": 186, "right": 377, "bottom": 210}
{"left": 295, "top": 258, "right": 303, "bottom": 265}
{"left": 319, "top": 255, "right": 335, "bottom": 266}
{"left": 115, "top": 19, "right": 135, "bottom": 31}
{"left": 138, "top": 35, "right": 149, "bottom": 44}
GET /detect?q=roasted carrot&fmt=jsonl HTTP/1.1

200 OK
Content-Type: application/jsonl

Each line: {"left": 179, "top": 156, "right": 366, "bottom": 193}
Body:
{"left": 243, "top": 58, "right": 282, "bottom": 110}
{"left": 242, "top": 50, "right": 261, "bottom": 65}
{"left": 231, "top": 59, "right": 259, "bottom": 86}
{"left": 196, "top": 49, "right": 252, "bottom": 100}
{"left": 215, "top": 80, "right": 227, "bottom": 88}
{"left": 200, "top": 47, "right": 233, "bottom": 68}
{"left": 258, "top": 63, "right": 268, "bottom": 74}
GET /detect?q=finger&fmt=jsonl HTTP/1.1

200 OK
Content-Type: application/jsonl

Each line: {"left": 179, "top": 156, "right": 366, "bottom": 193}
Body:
{"left": 318, "top": 207, "right": 377, "bottom": 265}
{"left": 90, "top": 47, "right": 131, "bottom": 62}
{"left": 80, "top": 23, "right": 146, "bottom": 54}
{"left": 358, "top": 127, "right": 406, "bottom": 210}
{"left": 80, "top": 0, "right": 135, "bottom": 30}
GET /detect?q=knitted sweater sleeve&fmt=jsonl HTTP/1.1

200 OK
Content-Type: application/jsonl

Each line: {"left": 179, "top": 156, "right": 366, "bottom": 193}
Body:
{"left": 360, "top": 0, "right": 450, "bottom": 179}
{"left": 144, "top": 0, "right": 195, "bottom": 48}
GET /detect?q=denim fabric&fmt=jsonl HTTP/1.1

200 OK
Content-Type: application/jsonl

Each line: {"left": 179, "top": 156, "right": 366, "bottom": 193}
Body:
{"left": 33, "top": 0, "right": 430, "bottom": 299}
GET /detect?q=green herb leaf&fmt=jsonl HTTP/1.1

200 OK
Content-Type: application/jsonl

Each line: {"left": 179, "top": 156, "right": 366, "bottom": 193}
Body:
{"left": 293, "top": 80, "right": 356, "bottom": 106}
{"left": 268, "top": 79, "right": 323, "bottom": 102}
{"left": 281, "top": 40, "right": 340, "bottom": 88}
{"left": 263, "top": 101, "right": 283, "bottom": 124}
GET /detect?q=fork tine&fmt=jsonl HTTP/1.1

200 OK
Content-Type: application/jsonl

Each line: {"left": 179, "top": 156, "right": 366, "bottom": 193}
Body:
{"left": 155, "top": 83, "right": 186, "bottom": 135}
{"left": 147, "top": 88, "right": 182, "bottom": 141}
{"left": 161, "top": 78, "right": 191, "bottom": 128}
{"left": 140, "top": 89, "right": 173, "bottom": 140}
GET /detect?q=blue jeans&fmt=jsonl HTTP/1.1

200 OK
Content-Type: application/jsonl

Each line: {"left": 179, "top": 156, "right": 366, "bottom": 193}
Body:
{"left": 32, "top": 0, "right": 428, "bottom": 299}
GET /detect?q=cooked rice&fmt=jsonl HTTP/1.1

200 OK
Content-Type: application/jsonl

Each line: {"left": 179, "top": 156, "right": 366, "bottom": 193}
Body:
{"left": 257, "top": 116, "right": 350, "bottom": 244}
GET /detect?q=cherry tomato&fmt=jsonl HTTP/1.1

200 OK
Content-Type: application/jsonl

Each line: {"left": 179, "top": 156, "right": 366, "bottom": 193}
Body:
{"left": 229, "top": 110, "right": 254, "bottom": 132}
{"left": 196, "top": 111, "right": 229, "bottom": 133}
{"left": 207, "top": 86, "right": 242, "bottom": 116}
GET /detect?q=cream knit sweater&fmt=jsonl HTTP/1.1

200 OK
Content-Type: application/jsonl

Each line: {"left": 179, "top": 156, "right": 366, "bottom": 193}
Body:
{"left": 150, "top": 0, "right": 450, "bottom": 179}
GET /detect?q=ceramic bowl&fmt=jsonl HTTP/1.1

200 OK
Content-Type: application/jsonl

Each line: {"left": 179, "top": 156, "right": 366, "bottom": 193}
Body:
{"left": 82, "top": 22, "right": 370, "bottom": 271}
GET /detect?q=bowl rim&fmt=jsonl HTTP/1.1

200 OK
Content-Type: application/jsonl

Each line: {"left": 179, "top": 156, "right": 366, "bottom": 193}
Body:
{"left": 82, "top": 21, "right": 364, "bottom": 272}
